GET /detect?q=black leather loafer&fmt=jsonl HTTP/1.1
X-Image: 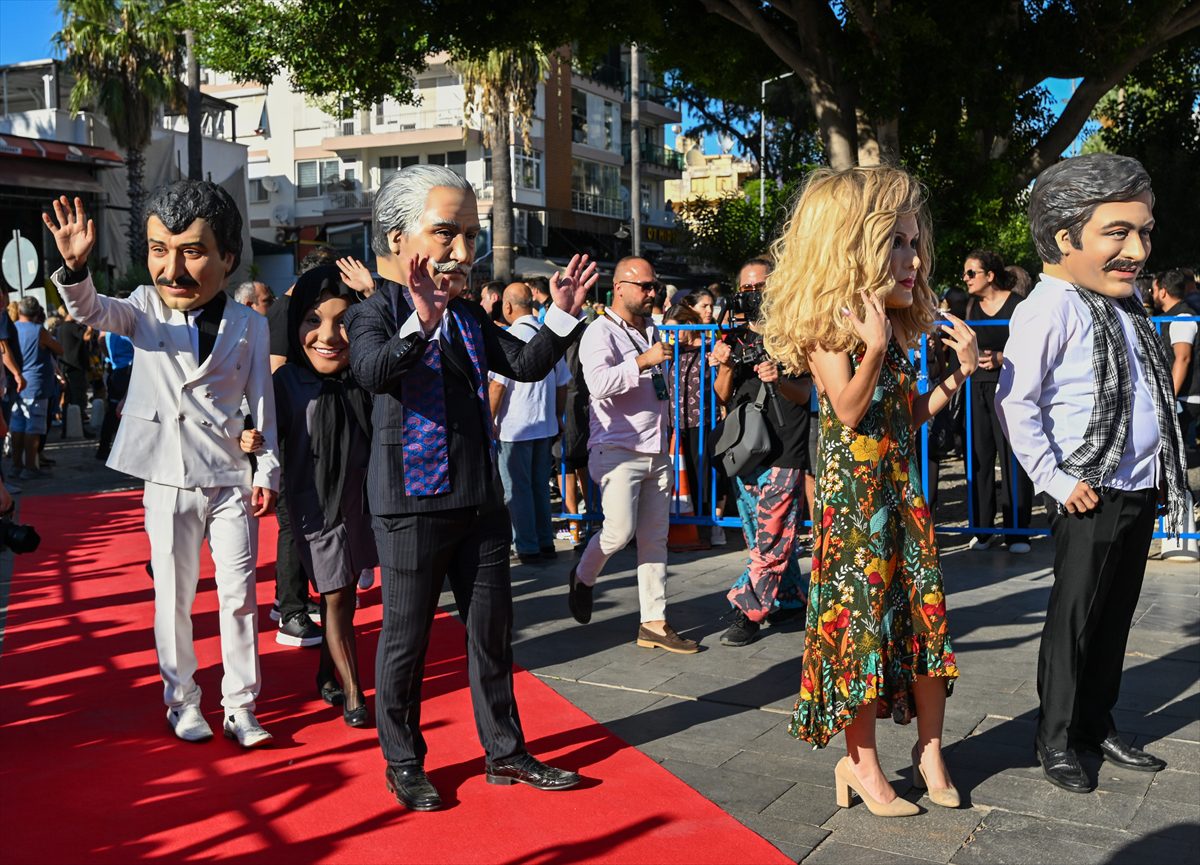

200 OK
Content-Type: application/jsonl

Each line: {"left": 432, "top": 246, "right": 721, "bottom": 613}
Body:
{"left": 318, "top": 680, "right": 345, "bottom": 706}
{"left": 485, "top": 752, "right": 581, "bottom": 790}
{"left": 1036, "top": 742, "right": 1093, "bottom": 793}
{"left": 1079, "top": 734, "right": 1167, "bottom": 773}
{"left": 343, "top": 703, "right": 368, "bottom": 728}
{"left": 385, "top": 765, "right": 442, "bottom": 811}
{"left": 567, "top": 566, "right": 593, "bottom": 625}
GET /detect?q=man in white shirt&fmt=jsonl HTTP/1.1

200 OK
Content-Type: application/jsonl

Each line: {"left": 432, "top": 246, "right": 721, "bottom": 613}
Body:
{"left": 566, "top": 257, "right": 699, "bottom": 655}
{"left": 997, "top": 154, "right": 1185, "bottom": 794}
{"left": 1152, "top": 269, "right": 1200, "bottom": 458}
{"left": 489, "top": 282, "right": 571, "bottom": 565}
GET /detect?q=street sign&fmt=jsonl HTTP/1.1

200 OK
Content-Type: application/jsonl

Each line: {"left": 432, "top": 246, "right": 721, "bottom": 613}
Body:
{"left": 1, "top": 231, "right": 39, "bottom": 294}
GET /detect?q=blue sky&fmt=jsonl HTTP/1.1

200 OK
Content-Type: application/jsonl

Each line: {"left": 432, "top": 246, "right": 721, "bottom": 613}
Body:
{"left": 2, "top": 0, "right": 1091, "bottom": 156}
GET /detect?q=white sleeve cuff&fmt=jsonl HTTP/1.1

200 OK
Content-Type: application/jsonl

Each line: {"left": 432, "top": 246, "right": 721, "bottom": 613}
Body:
{"left": 543, "top": 304, "right": 582, "bottom": 338}
{"left": 399, "top": 310, "right": 440, "bottom": 340}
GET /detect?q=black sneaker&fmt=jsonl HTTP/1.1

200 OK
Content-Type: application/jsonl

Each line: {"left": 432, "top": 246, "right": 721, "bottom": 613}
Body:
{"left": 270, "top": 598, "right": 321, "bottom": 624}
{"left": 765, "top": 606, "right": 804, "bottom": 628}
{"left": 276, "top": 611, "right": 323, "bottom": 647}
{"left": 720, "top": 610, "right": 761, "bottom": 647}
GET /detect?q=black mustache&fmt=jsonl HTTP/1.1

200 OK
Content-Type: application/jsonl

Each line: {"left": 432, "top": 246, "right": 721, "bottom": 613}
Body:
{"left": 1103, "top": 259, "right": 1140, "bottom": 273}
{"left": 156, "top": 275, "right": 200, "bottom": 288}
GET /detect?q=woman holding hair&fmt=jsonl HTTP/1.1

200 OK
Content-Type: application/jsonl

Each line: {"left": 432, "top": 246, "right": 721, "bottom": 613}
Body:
{"left": 761, "top": 166, "right": 977, "bottom": 816}
{"left": 961, "top": 250, "right": 1034, "bottom": 553}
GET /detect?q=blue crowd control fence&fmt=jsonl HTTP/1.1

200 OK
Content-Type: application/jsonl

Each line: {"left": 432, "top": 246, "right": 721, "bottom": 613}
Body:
{"left": 554, "top": 316, "right": 1200, "bottom": 542}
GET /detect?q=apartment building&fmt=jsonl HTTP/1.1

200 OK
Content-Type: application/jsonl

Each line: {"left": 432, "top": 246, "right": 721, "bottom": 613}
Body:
{"left": 202, "top": 45, "right": 683, "bottom": 275}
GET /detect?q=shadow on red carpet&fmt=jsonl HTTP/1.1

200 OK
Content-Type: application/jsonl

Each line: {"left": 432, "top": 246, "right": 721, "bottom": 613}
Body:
{"left": 1, "top": 490, "right": 791, "bottom": 864}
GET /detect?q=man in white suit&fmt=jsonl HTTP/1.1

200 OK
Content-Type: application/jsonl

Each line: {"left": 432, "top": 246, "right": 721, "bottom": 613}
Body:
{"left": 44, "top": 183, "right": 280, "bottom": 748}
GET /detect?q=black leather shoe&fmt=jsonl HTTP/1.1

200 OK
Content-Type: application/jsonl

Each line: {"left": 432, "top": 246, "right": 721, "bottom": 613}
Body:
{"left": 486, "top": 752, "right": 581, "bottom": 790}
{"left": 1079, "top": 734, "right": 1167, "bottom": 773}
{"left": 1036, "top": 742, "right": 1093, "bottom": 793}
{"left": 567, "top": 566, "right": 593, "bottom": 624}
{"left": 385, "top": 765, "right": 442, "bottom": 811}
{"left": 343, "top": 701, "right": 368, "bottom": 728}
{"left": 318, "top": 680, "right": 345, "bottom": 706}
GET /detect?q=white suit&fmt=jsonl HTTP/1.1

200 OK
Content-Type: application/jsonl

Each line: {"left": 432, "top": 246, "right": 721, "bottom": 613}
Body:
{"left": 54, "top": 269, "right": 279, "bottom": 712}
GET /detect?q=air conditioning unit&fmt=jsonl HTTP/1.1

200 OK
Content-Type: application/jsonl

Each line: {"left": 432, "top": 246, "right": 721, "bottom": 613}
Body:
{"left": 270, "top": 205, "right": 293, "bottom": 226}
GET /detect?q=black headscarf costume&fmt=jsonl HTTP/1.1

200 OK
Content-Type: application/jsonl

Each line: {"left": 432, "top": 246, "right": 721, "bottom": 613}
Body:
{"left": 285, "top": 266, "right": 373, "bottom": 527}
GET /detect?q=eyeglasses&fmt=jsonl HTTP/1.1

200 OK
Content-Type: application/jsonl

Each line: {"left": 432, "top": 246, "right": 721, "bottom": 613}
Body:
{"left": 962, "top": 269, "right": 987, "bottom": 280}
{"left": 618, "top": 279, "right": 662, "bottom": 292}
{"left": 739, "top": 281, "right": 766, "bottom": 291}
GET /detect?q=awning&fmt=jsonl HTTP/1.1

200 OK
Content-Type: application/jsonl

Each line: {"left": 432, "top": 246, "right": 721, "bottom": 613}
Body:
{"left": 0, "top": 133, "right": 123, "bottom": 166}
{"left": 0, "top": 158, "right": 105, "bottom": 193}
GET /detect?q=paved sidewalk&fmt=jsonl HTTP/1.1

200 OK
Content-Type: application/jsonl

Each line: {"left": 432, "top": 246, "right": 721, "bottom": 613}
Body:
{"left": 5, "top": 437, "right": 1199, "bottom": 864}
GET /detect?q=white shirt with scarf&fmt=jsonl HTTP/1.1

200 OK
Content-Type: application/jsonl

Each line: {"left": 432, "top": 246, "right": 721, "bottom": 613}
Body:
{"left": 996, "top": 273, "right": 1161, "bottom": 506}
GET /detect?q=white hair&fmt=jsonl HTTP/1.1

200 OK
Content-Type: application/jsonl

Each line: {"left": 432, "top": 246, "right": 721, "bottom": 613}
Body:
{"left": 233, "top": 281, "right": 258, "bottom": 304}
{"left": 371, "top": 164, "right": 472, "bottom": 258}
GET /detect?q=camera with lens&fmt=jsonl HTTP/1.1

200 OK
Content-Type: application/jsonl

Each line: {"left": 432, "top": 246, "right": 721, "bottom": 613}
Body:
{"left": 726, "top": 289, "right": 763, "bottom": 323}
{"left": 0, "top": 518, "right": 41, "bottom": 554}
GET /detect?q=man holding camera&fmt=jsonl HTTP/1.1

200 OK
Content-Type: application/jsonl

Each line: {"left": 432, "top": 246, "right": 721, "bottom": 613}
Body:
{"left": 709, "top": 258, "right": 811, "bottom": 647}
{"left": 566, "top": 257, "right": 698, "bottom": 654}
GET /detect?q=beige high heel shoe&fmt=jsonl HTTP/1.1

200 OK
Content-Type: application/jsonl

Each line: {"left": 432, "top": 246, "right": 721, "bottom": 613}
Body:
{"left": 912, "top": 745, "right": 961, "bottom": 808}
{"left": 834, "top": 757, "right": 921, "bottom": 817}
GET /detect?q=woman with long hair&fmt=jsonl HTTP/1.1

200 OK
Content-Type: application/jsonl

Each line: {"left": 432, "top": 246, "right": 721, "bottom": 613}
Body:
{"left": 761, "top": 166, "right": 977, "bottom": 816}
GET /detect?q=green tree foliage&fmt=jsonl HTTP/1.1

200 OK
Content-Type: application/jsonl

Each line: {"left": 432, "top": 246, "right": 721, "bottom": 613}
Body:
{"left": 55, "top": 0, "right": 185, "bottom": 264}
{"left": 675, "top": 179, "right": 799, "bottom": 277}
{"left": 1087, "top": 38, "right": 1199, "bottom": 268}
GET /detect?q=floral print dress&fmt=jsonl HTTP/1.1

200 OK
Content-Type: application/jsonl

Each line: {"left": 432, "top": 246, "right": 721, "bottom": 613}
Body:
{"left": 790, "top": 340, "right": 958, "bottom": 748}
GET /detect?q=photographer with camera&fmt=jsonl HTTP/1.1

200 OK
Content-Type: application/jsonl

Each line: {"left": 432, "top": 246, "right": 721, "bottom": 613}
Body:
{"left": 565, "top": 257, "right": 699, "bottom": 655}
{"left": 710, "top": 258, "right": 811, "bottom": 647}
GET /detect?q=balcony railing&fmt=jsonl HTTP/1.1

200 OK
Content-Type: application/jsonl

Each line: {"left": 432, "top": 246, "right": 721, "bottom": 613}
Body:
{"left": 626, "top": 81, "right": 674, "bottom": 106}
{"left": 570, "top": 59, "right": 624, "bottom": 90}
{"left": 571, "top": 190, "right": 625, "bottom": 218}
{"left": 326, "top": 188, "right": 375, "bottom": 210}
{"left": 621, "top": 143, "right": 685, "bottom": 171}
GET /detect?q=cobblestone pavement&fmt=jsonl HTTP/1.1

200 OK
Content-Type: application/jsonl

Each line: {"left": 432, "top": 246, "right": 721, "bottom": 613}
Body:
{"left": 4, "top": 436, "right": 1199, "bottom": 863}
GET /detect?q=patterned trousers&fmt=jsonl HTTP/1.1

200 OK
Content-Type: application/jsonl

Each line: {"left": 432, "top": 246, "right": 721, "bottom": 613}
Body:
{"left": 727, "top": 465, "right": 809, "bottom": 622}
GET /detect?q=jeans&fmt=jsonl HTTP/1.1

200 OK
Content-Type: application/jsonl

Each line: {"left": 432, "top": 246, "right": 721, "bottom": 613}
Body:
{"left": 498, "top": 437, "right": 554, "bottom": 555}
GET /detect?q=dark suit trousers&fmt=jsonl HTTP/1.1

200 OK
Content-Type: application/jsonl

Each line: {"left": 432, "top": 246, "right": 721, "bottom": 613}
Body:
{"left": 373, "top": 503, "right": 525, "bottom": 768}
{"left": 273, "top": 475, "right": 308, "bottom": 619}
{"left": 1036, "top": 487, "right": 1157, "bottom": 750}
{"left": 969, "top": 378, "right": 1033, "bottom": 538}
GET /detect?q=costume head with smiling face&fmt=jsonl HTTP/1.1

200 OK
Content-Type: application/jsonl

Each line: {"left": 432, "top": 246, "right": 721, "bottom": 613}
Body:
{"left": 370, "top": 164, "right": 480, "bottom": 298}
{"left": 1029, "top": 154, "right": 1155, "bottom": 300}
{"left": 144, "top": 180, "right": 243, "bottom": 311}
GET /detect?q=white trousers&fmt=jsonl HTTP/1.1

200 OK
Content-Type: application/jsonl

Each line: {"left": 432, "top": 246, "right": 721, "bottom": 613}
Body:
{"left": 576, "top": 446, "right": 672, "bottom": 622}
{"left": 143, "top": 481, "right": 261, "bottom": 712}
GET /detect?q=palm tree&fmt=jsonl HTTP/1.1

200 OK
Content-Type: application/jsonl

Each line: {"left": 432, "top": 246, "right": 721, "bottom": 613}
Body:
{"left": 55, "top": 0, "right": 184, "bottom": 266}
{"left": 454, "top": 47, "right": 550, "bottom": 283}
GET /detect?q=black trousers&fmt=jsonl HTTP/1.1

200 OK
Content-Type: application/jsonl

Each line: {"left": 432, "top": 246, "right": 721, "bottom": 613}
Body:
{"left": 373, "top": 504, "right": 525, "bottom": 768}
{"left": 273, "top": 476, "right": 309, "bottom": 619}
{"left": 98, "top": 366, "right": 131, "bottom": 452}
{"left": 1037, "top": 487, "right": 1157, "bottom": 750}
{"left": 969, "top": 378, "right": 1034, "bottom": 539}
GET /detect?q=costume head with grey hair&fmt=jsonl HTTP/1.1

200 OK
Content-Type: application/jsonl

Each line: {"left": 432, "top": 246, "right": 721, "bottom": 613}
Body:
{"left": 1028, "top": 153, "right": 1153, "bottom": 264}
{"left": 233, "top": 281, "right": 258, "bottom": 305}
{"left": 370, "top": 164, "right": 472, "bottom": 259}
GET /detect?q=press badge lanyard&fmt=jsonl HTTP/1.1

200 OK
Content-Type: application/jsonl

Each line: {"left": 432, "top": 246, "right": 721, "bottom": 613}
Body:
{"left": 605, "top": 309, "right": 669, "bottom": 401}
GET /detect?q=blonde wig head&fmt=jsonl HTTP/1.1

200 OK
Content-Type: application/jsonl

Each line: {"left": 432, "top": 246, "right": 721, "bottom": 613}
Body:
{"left": 760, "top": 165, "right": 937, "bottom": 374}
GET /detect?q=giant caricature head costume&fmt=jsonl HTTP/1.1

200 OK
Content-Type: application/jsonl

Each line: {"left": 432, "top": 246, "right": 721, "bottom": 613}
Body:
{"left": 143, "top": 179, "right": 243, "bottom": 311}
{"left": 370, "top": 164, "right": 479, "bottom": 298}
{"left": 1028, "top": 153, "right": 1154, "bottom": 300}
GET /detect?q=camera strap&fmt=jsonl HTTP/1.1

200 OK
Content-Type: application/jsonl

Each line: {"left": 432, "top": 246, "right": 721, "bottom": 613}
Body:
{"left": 605, "top": 309, "right": 660, "bottom": 370}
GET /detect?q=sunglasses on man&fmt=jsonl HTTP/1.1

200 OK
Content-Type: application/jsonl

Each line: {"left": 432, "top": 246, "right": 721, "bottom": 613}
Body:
{"left": 739, "top": 281, "right": 767, "bottom": 291}
{"left": 617, "top": 279, "right": 662, "bottom": 292}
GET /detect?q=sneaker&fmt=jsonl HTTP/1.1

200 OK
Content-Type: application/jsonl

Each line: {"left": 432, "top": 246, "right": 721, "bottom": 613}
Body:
{"left": 276, "top": 611, "right": 323, "bottom": 647}
{"left": 710, "top": 526, "right": 727, "bottom": 546}
{"left": 222, "top": 709, "right": 273, "bottom": 748}
{"left": 765, "top": 605, "right": 804, "bottom": 628}
{"left": 1008, "top": 541, "right": 1032, "bottom": 554}
{"left": 270, "top": 598, "right": 321, "bottom": 624}
{"left": 967, "top": 535, "right": 998, "bottom": 551}
{"left": 720, "top": 611, "right": 761, "bottom": 647}
{"left": 167, "top": 705, "right": 213, "bottom": 742}
{"left": 358, "top": 568, "right": 376, "bottom": 590}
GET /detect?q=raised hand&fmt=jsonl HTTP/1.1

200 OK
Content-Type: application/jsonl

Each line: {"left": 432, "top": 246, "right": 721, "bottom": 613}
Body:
{"left": 550, "top": 253, "right": 599, "bottom": 317}
{"left": 336, "top": 257, "right": 375, "bottom": 293}
{"left": 843, "top": 289, "right": 891, "bottom": 353}
{"left": 41, "top": 195, "right": 96, "bottom": 271}
{"left": 407, "top": 254, "right": 449, "bottom": 334}
{"left": 939, "top": 312, "right": 978, "bottom": 377}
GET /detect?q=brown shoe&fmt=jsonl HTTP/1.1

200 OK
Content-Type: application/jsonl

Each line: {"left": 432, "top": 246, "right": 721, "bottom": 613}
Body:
{"left": 636, "top": 624, "right": 699, "bottom": 654}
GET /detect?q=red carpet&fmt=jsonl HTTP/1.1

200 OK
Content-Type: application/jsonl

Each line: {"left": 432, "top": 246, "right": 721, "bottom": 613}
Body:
{"left": 1, "top": 491, "right": 791, "bottom": 865}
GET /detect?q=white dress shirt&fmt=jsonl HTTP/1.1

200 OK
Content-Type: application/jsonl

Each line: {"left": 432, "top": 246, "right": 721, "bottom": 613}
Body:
{"left": 489, "top": 315, "right": 571, "bottom": 441}
{"left": 996, "top": 274, "right": 1161, "bottom": 505}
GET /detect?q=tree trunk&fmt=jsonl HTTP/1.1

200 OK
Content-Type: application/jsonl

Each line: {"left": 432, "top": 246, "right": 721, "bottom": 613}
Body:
{"left": 492, "top": 112, "right": 514, "bottom": 283}
{"left": 126, "top": 145, "right": 146, "bottom": 269}
{"left": 806, "top": 78, "right": 857, "bottom": 170}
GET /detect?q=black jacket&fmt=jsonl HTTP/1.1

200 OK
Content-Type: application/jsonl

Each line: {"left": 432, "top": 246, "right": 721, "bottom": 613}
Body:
{"left": 346, "top": 279, "right": 582, "bottom": 515}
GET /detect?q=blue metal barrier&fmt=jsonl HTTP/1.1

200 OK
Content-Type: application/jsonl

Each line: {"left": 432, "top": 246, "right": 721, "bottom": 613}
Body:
{"left": 555, "top": 316, "right": 1200, "bottom": 542}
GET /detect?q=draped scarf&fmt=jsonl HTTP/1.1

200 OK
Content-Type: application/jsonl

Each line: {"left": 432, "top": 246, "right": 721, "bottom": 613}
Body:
{"left": 1059, "top": 285, "right": 1189, "bottom": 535}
